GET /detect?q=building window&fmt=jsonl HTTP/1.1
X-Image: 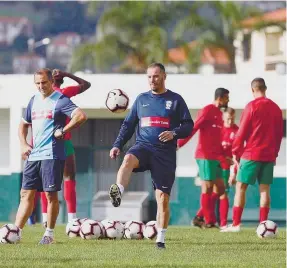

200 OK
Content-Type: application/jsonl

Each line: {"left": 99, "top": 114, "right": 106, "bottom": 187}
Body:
{"left": 243, "top": 33, "right": 251, "bottom": 61}
{"left": 266, "top": 32, "right": 283, "bottom": 56}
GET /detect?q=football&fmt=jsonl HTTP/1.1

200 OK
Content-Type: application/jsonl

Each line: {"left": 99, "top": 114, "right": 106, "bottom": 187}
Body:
{"left": 101, "top": 220, "right": 124, "bottom": 239}
{"left": 256, "top": 220, "right": 278, "bottom": 239}
{"left": 80, "top": 219, "right": 103, "bottom": 240}
{"left": 143, "top": 220, "right": 158, "bottom": 240}
{"left": 0, "top": 224, "right": 20, "bottom": 244}
{"left": 124, "top": 220, "right": 145, "bottom": 239}
{"left": 105, "top": 89, "right": 129, "bottom": 113}
{"left": 66, "top": 219, "right": 81, "bottom": 238}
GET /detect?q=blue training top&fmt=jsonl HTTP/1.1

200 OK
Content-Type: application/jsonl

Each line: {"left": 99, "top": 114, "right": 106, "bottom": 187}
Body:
{"left": 113, "top": 90, "right": 194, "bottom": 150}
{"left": 23, "top": 91, "right": 78, "bottom": 161}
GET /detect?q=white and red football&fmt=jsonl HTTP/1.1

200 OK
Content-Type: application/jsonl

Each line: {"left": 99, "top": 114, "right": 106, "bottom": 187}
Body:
{"left": 80, "top": 219, "right": 103, "bottom": 240}
{"left": 256, "top": 220, "right": 278, "bottom": 239}
{"left": 124, "top": 220, "right": 145, "bottom": 239}
{"left": 66, "top": 219, "right": 81, "bottom": 238}
{"left": 101, "top": 220, "right": 124, "bottom": 239}
{"left": 0, "top": 224, "right": 20, "bottom": 244}
{"left": 143, "top": 220, "right": 158, "bottom": 240}
{"left": 105, "top": 89, "right": 129, "bottom": 113}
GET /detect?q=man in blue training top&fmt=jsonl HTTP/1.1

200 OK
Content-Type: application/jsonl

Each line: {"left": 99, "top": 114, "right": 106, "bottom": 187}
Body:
{"left": 15, "top": 68, "right": 87, "bottom": 244}
{"left": 109, "top": 63, "right": 194, "bottom": 249}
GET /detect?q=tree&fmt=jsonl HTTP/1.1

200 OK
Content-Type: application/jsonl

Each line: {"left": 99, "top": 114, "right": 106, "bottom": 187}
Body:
{"left": 173, "top": 1, "right": 286, "bottom": 73}
{"left": 71, "top": 1, "right": 187, "bottom": 73}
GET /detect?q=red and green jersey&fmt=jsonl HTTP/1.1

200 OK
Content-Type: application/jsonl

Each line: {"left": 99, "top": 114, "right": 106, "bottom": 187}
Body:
{"left": 221, "top": 124, "right": 239, "bottom": 169}
{"left": 177, "top": 104, "right": 223, "bottom": 160}
{"left": 53, "top": 85, "right": 81, "bottom": 140}
{"left": 232, "top": 97, "right": 283, "bottom": 162}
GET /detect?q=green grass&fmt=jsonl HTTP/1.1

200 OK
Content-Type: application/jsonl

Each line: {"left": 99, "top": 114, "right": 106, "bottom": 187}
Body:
{"left": 0, "top": 225, "right": 285, "bottom": 268}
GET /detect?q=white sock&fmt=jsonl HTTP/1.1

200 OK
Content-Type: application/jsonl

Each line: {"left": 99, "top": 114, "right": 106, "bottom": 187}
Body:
{"left": 68, "top": 213, "right": 76, "bottom": 222}
{"left": 42, "top": 213, "right": 47, "bottom": 223}
{"left": 44, "top": 228, "right": 54, "bottom": 238}
{"left": 117, "top": 183, "right": 124, "bottom": 195}
{"left": 156, "top": 228, "right": 167, "bottom": 243}
{"left": 19, "top": 228, "right": 22, "bottom": 237}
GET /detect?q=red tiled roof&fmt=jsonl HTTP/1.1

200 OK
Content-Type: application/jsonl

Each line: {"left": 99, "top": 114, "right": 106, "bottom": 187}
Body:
{"left": 242, "top": 8, "right": 286, "bottom": 27}
{"left": 168, "top": 41, "right": 230, "bottom": 65}
{"left": 0, "top": 16, "right": 30, "bottom": 24}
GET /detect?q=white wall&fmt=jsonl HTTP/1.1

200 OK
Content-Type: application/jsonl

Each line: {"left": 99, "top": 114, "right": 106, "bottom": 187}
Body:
{"left": 0, "top": 109, "right": 10, "bottom": 171}
{"left": 0, "top": 74, "right": 285, "bottom": 110}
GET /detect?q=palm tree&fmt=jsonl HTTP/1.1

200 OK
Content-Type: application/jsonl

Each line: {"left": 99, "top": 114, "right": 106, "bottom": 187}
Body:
{"left": 173, "top": 1, "right": 286, "bottom": 73}
{"left": 71, "top": 1, "right": 187, "bottom": 73}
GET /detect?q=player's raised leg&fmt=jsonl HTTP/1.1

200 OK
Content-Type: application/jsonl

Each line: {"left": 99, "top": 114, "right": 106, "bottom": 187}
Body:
{"left": 109, "top": 151, "right": 139, "bottom": 207}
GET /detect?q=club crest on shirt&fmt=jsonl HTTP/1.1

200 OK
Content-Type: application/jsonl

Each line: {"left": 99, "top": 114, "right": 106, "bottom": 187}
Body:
{"left": 230, "top": 132, "right": 235, "bottom": 140}
{"left": 165, "top": 100, "right": 172, "bottom": 110}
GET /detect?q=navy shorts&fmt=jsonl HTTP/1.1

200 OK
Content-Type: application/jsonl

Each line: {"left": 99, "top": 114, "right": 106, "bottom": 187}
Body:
{"left": 22, "top": 160, "right": 65, "bottom": 192}
{"left": 127, "top": 143, "right": 176, "bottom": 195}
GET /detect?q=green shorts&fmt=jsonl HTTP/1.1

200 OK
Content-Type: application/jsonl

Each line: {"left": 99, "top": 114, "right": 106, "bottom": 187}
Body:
{"left": 237, "top": 159, "right": 274, "bottom": 185}
{"left": 64, "top": 140, "right": 75, "bottom": 157}
{"left": 196, "top": 159, "right": 222, "bottom": 181}
{"left": 222, "top": 169, "right": 230, "bottom": 192}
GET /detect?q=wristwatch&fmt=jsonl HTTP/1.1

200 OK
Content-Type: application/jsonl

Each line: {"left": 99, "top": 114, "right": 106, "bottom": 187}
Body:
{"left": 172, "top": 131, "right": 177, "bottom": 138}
{"left": 60, "top": 128, "right": 66, "bottom": 138}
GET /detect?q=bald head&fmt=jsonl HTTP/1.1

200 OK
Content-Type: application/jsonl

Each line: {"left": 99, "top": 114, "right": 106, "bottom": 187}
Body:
{"left": 251, "top": 77, "right": 267, "bottom": 92}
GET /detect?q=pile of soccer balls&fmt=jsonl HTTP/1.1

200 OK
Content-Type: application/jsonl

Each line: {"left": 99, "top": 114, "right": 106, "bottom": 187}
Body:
{"left": 66, "top": 218, "right": 158, "bottom": 240}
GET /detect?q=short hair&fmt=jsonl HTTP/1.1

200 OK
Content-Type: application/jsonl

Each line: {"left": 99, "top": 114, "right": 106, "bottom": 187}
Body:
{"left": 147, "top": 62, "right": 165, "bottom": 73}
{"left": 34, "top": 68, "right": 53, "bottom": 81}
{"left": 214, "top": 87, "right": 229, "bottom": 100}
{"left": 224, "top": 107, "right": 235, "bottom": 115}
{"left": 251, "top": 77, "right": 267, "bottom": 91}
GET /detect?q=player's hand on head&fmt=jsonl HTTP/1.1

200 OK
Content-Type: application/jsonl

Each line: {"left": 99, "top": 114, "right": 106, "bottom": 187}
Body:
{"left": 158, "top": 131, "right": 174, "bottom": 143}
{"left": 110, "top": 147, "right": 120, "bottom": 159}
{"left": 52, "top": 69, "right": 65, "bottom": 80}
{"left": 21, "top": 143, "right": 32, "bottom": 160}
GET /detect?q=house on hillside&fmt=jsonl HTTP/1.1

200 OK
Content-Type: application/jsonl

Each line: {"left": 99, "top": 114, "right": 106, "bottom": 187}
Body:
{"left": 236, "top": 8, "right": 286, "bottom": 75}
{"left": 167, "top": 8, "right": 286, "bottom": 74}
{"left": 13, "top": 53, "right": 46, "bottom": 74}
{"left": 0, "top": 16, "right": 32, "bottom": 46}
{"left": 46, "top": 32, "right": 81, "bottom": 69}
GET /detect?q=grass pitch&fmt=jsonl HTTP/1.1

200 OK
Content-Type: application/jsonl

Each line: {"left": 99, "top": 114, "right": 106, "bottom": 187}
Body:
{"left": 0, "top": 225, "right": 285, "bottom": 268}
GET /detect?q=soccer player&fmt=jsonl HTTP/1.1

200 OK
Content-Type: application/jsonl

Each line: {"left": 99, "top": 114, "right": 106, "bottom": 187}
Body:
{"left": 192, "top": 107, "right": 239, "bottom": 229}
{"left": 221, "top": 78, "right": 283, "bottom": 232}
{"left": 16, "top": 68, "right": 87, "bottom": 244}
{"left": 108, "top": 63, "right": 194, "bottom": 249}
{"left": 177, "top": 88, "right": 229, "bottom": 228}
{"left": 29, "top": 69, "right": 91, "bottom": 226}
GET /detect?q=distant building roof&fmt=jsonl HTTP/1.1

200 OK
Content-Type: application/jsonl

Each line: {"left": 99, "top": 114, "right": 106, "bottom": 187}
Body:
{"left": 0, "top": 16, "right": 30, "bottom": 24}
{"left": 50, "top": 32, "right": 81, "bottom": 46}
{"left": 168, "top": 41, "right": 230, "bottom": 65}
{"left": 242, "top": 8, "right": 286, "bottom": 27}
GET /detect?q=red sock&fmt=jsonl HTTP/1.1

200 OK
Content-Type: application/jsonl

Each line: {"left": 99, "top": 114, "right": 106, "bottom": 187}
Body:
{"left": 232, "top": 206, "right": 243, "bottom": 226}
{"left": 64, "top": 180, "right": 77, "bottom": 213}
{"left": 34, "top": 192, "right": 40, "bottom": 210}
{"left": 219, "top": 197, "right": 229, "bottom": 227}
{"left": 41, "top": 192, "right": 48, "bottom": 213}
{"left": 201, "top": 193, "right": 212, "bottom": 224}
{"left": 259, "top": 207, "right": 270, "bottom": 222}
{"left": 210, "top": 192, "right": 219, "bottom": 223}
{"left": 196, "top": 207, "right": 204, "bottom": 218}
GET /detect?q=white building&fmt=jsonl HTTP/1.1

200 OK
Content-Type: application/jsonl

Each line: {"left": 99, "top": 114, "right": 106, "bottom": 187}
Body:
{"left": 236, "top": 8, "right": 286, "bottom": 76}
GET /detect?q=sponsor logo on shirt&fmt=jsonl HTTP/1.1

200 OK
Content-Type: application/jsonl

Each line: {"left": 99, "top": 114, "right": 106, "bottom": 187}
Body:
{"left": 165, "top": 101, "right": 172, "bottom": 110}
{"left": 141, "top": 117, "right": 170, "bottom": 128}
{"left": 32, "top": 110, "right": 53, "bottom": 120}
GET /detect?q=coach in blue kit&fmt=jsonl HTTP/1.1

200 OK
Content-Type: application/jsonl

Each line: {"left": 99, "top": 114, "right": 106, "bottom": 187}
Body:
{"left": 109, "top": 63, "right": 194, "bottom": 249}
{"left": 15, "top": 68, "right": 87, "bottom": 244}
